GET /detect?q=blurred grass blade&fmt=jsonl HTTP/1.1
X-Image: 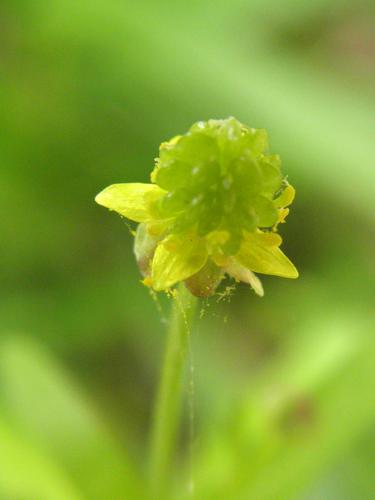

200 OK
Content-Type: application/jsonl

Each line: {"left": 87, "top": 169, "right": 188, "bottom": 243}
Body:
{"left": 240, "top": 328, "right": 375, "bottom": 499}
{"left": 0, "top": 419, "right": 83, "bottom": 500}
{"left": 193, "top": 315, "right": 375, "bottom": 500}
{"left": 0, "top": 335, "right": 145, "bottom": 500}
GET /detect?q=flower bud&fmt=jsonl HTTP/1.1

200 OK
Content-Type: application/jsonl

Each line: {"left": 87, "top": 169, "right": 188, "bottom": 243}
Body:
{"left": 96, "top": 117, "right": 298, "bottom": 296}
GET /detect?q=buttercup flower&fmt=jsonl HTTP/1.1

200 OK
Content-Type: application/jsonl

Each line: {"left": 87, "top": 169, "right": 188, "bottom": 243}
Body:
{"left": 96, "top": 117, "right": 298, "bottom": 297}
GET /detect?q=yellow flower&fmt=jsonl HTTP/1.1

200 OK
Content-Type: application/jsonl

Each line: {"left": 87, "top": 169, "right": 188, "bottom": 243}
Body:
{"left": 96, "top": 118, "right": 298, "bottom": 296}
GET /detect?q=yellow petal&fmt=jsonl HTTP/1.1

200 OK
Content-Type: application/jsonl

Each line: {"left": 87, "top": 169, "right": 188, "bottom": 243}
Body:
{"left": 277, "top": 207, "right": 289, "bottom": 224}
{"left": 151, "top": 234, "right": 208, "bottom": 290}
{"left": 95, "top": 183, "right": 165, "bottom": 222}
{"left": 237, "top": 231, "right": 299, "bottom": 279}
{"left": 274, "top": 184, "right": 295, "bottom": 208}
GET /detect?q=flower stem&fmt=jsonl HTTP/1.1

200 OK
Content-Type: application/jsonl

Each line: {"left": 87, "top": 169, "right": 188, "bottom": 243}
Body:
{"left": 149, "top": 284, "right": 198, "bottom": 499}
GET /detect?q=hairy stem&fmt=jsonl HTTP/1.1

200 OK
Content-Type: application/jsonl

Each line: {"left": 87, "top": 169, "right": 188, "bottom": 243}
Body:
{"left": 149, "top": 284, "right": 197, "bottom": 499}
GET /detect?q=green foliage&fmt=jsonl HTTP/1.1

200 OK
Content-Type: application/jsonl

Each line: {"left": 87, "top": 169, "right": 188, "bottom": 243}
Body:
{"left": 1, "top": 0, "right": 375, "bottom": 498}
{"left": 0, "top": 336, "right": 144, "bottom": 499}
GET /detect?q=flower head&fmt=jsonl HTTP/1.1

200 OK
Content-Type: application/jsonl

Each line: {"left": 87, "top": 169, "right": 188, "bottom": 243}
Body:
{"left": 96, "top": 117, "right": 298, "bottom": 296}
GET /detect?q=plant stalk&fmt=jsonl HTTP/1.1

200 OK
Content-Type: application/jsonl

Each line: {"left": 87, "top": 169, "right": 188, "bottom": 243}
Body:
{"left": 149, "top": 284, "right": 197, "bottom": 499}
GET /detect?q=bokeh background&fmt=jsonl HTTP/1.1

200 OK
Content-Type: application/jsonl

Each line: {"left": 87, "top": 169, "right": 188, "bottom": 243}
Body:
{"left": 1, "top": 0, "right": 375, "bottom": 499}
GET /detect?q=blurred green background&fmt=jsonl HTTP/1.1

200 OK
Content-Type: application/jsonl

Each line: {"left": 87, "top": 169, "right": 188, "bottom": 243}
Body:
{"left": 1, "top": 0, "right": 375, "bottom": 498}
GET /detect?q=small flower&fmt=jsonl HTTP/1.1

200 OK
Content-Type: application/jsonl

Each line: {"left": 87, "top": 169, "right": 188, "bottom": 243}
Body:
{"left": 96, "top": 117, "right": 298, "bottom": 297}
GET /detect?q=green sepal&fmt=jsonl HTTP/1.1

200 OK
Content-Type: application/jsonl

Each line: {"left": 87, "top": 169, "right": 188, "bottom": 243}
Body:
{"left": 184, "top": 259, "right": 224, "bottom": 297}
{"left": 134, "top": 223, "right": 162, "bottom": 277}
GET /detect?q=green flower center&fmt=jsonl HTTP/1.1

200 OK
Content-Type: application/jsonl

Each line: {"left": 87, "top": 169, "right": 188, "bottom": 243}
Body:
{"left": 151, "top": 117, "right": 285, "bottom": 254}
